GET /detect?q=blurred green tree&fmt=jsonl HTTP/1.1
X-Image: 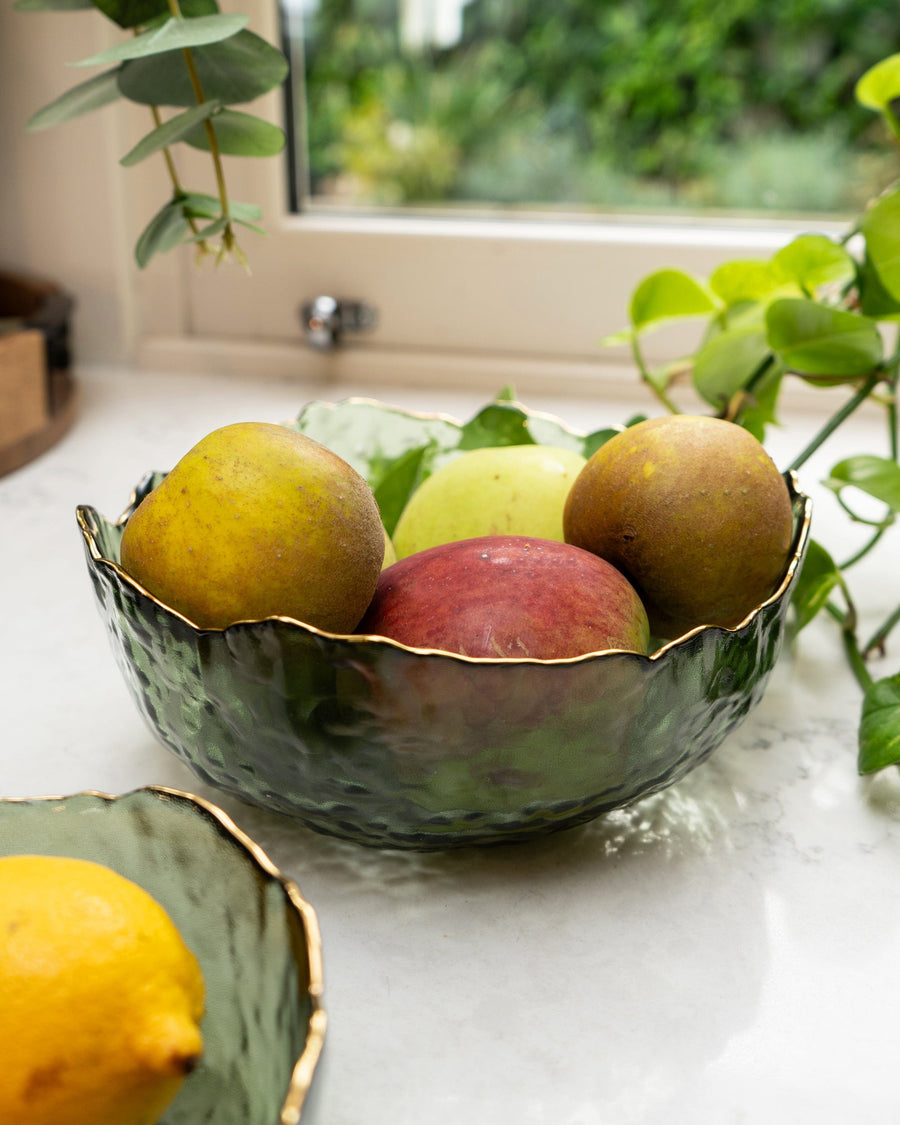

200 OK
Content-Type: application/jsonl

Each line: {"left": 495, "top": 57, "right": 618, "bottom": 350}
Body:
{"left": 298, "top": 0, "right": 900, "bottom": 208}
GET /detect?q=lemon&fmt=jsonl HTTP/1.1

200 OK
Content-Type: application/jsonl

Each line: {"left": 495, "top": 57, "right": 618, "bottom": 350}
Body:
{"left": 0, "top": 854, "right": 205, "bottom": 1125}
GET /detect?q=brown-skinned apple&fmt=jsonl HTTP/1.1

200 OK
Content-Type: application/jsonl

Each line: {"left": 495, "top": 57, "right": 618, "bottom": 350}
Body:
{"left": 563, "top": 414, "right": 794, "bottom": 639}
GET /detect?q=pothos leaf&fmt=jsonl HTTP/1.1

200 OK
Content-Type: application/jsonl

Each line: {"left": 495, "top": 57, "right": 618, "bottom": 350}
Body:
{"left": 373, "top": 444, "right": 434, "bottom": 537}
{"left": 736, "top": 365, "right": 783, "bottom": 444}
{"left": 860, "top": 190, "right": 900, "bottom": 303}
{"left": 458, "top": 403, "right": 537, "bottom": 450}
{"left": 692, "top": 326, "right": 772, "bottom": 409}
{"left": 766, "top": 297, "right": 883, "bottom": 376}
{"left": 772, "top": 234, "right": 856, "bottom": 292}
{"left": 823, "top": 455, "right": 900, "bottom": 513}
{"left": 709, "top": 259, "right": 788, "bottom": 305}
{"left": 858, "top": 673, "right": 900, "bottom": 774}
{"left": 857, "top": 253, "right": 900, "bottom": 321}
{"left": 629, "top": 269, "right": 717, "bottom": 333}
{"left": 856, "top": 53, "right": 900, "bottom": 114}
{"left": 791, "top": 539, "right": 842, "bottom": 632}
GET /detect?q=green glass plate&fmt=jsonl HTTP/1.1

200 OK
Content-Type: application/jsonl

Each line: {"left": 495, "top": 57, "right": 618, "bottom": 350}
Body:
{"left": 76, "top": 397, "right": 812, "bottom": 850}
{"left": 0, "top": 787, "right": 326, "bottom": 1124}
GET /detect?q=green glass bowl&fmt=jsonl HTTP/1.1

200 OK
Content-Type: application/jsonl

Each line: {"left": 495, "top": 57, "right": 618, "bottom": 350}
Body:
{"left": 0, "top": 786, "right": 325, "bottom": 1124}
{"left": 76, "top": 398, "right": 811, "bottom": 850}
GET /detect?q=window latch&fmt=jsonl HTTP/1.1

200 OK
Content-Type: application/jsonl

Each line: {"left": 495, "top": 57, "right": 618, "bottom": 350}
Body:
{"left": 300, "top": 296, "right": 378, "bottom": 350}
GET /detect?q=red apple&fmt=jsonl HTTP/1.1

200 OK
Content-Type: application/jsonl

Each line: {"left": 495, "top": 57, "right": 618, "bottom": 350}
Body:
{"left": 355, "top": 535, "right": 650, "bottom": 659}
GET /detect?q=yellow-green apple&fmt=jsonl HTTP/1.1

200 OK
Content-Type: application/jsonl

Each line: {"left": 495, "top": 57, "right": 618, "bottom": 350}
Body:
{"left": 392, "top": 444, "right": 586, "bottom": 559}
{"left": 120, "top": 422, "right": 384, "bottom": 631}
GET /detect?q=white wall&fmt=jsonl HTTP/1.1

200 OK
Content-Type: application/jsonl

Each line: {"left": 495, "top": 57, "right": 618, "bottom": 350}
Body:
{"left": 0, "top": 5, "right": 134, "bottom": 363}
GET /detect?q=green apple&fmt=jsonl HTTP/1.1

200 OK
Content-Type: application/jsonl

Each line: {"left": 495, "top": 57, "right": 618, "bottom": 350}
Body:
{"left": 392, "top": 444, "right": 586, "bottom": 559}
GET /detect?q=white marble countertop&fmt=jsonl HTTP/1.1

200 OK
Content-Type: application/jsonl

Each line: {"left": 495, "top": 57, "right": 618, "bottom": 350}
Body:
{"left": 3, "top": 363, "right": 900, "bottom": 1125}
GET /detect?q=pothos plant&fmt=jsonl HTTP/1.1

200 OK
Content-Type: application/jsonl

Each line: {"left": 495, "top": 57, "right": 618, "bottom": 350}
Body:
{"left": 17, "top": 0, "right": 289, "bottom": 268}
{"left": 607, "top": 52, "right": 900, "bottom": 776}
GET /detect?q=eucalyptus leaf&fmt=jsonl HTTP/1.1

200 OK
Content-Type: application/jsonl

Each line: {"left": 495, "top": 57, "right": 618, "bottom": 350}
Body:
{"left": 185, "top": 216, "right": 230, "bottom": 242}
{"left": 772, "top": 234, "right": 856, "bottom": 292}
{"left": 231, "top": 216, "right": 267, "bottom": 235}
{"left": 14, "top": 0, "right": 93, "bottom": 10}
{"left": 180, "top": 192, "right": 263, "bottom": 223}
{"left": 90, "top": 0, "right": 218, "bottom": 28}
{"left": 73, "top": 13, "right": 247, "bottom": 66}
{"left": 120, "top": 100, "right": 221, "bottom": 166}
{"left": 26, "top": 67, "right": 121, "bottom": 131}
{"left": 824, "top": 455, "right": 900, "bottom": 512}
{"left": 860, "top": 190, "right": 900, "bottom": 302}
{"left": 183, "top": 109, "right": 285, "bottom": 156}
{"left": 855, "top": 53, "right": 900, "bottom": 113}
{"left": 118, "top": 30, "right": 288, "bottom": 107}
{"left": 90, "top": 0, "right": 175, "bottom": 29}
{"left": 858, "top": 673, "right": 900, "bottom": 774}
{"left": 790, "top": 539, "right": 842, "bottom": 632}
{"left": 135, "top": 199, "right": 191, "bottom": 268}
{"left": 629, "top": 269, "right": 716, "bottom": 333}
{"left": 766, "top": 298, "right": 883, "bottom": 376}
{"left": 692, "top": 326, "right": 771, "bottom": 408}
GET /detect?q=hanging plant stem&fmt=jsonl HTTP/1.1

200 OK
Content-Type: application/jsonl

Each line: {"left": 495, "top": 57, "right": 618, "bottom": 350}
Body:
{"left": 787, "top": 371, "right": 884, "bottom": 473}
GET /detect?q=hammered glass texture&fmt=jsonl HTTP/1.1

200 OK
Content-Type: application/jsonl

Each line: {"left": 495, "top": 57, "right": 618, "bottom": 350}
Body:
{"left": 76, "top": 401, "right": 811, "bottom": 850}
{"left": 0, "top": 789, "right": 317, "bottom": 1123}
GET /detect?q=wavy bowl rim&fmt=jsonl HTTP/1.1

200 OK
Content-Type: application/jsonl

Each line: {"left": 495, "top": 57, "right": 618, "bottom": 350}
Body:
{"left": 0, "top": 785, "right": 326, "bottom": 1125}
{"left": 75, "top": 397, "right": 812, "bottom": 667}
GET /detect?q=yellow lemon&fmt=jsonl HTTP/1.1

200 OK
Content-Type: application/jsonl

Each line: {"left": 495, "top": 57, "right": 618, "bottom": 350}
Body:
{"left": 0, "top": 854, "right": 205, "bottom": 1125}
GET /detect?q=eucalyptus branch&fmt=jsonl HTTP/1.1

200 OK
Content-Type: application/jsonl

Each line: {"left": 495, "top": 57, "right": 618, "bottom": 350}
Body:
{"left": 148, "top": 104, "right": 209, "bottom": 253}
{"left": 160, "top": 0, "right": 238, "bottom": 261}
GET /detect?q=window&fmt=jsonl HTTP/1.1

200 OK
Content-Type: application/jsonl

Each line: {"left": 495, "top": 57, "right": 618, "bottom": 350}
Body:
{"left": 136, "top": 0, "right": 889, "bottom": 390}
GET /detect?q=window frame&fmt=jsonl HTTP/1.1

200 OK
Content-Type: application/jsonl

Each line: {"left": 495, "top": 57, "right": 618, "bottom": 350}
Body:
{"left": 131, "top": 0, "right": 848, "bottom": 394}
